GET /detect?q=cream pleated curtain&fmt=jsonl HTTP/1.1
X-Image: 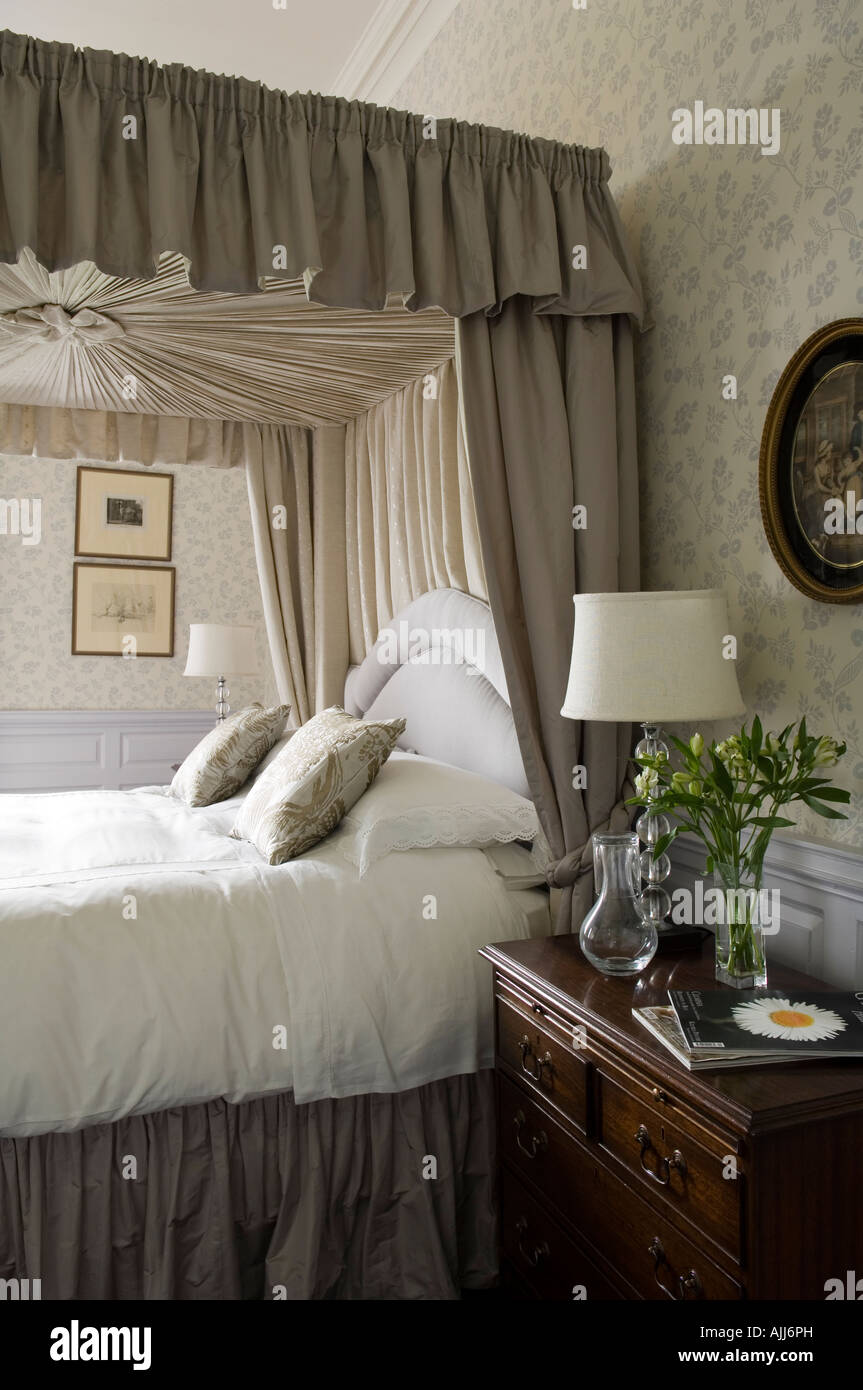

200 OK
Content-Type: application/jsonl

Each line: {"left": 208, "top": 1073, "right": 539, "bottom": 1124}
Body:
{"left": 0, "top": 401, "right": 253, "bottom": 466}
{"left": 0, "top": 250, "right": 454, "bottom": 428}
{"left": 344, "top": 358, "right": 485, "bottom": 663}
{"left": 246, "top": 359, "right": 485, "bottom": 721}
{"left": 245, "top": 421, "right": 345, "bottom": 725}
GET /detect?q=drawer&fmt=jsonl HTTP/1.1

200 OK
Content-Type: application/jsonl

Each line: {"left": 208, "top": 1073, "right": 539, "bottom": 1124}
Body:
{"left": 498, "top": 1074, "right": 742, "bottom": 1301}
{"left": 501, "top": 1166, "right": 623, "bottom": 1301}
{"left": 496, "top": 991, "right": 589, "bottom": 1135}
{"left": 595, "top": 1058, "right": 742, "bottom": 1262}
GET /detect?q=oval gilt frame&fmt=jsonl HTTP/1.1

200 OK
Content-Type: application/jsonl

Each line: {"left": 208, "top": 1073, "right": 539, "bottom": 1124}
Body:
{"left": 759, "top": 317, "right": 863, "bottom": 605}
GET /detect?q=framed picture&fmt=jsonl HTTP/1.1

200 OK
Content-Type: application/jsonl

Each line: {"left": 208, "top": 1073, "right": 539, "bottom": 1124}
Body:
{"left": 72, "top": 563, "right": 175, "bottom": 657}
{"left": 760, "top": 319, "right": 863, "bottom": 603}
{"left": 75, "top": 466, "right": 173, "bottom": 561}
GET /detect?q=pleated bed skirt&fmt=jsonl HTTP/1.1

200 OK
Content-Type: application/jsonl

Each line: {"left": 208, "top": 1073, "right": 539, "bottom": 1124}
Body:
{"left": 0, "top": 1071, "right": 497, "bottom": 1300}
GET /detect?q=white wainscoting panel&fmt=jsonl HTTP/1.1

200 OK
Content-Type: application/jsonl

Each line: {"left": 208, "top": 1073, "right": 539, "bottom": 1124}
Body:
{"left": 0, "top": 711, "right": 214, "bottom": 792}
{"left": 668, "top": 833, "right": 863, "bottom": 989}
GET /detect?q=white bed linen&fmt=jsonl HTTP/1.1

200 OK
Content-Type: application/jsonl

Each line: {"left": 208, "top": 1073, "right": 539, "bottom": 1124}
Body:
{"left": 0, "top": 785, "right": 547, "bottom": 1138}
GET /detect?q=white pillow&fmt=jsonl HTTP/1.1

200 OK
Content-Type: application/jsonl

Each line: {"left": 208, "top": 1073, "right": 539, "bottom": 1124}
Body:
{"left": 337, "top": 752, "right": 541, "bottom": 877}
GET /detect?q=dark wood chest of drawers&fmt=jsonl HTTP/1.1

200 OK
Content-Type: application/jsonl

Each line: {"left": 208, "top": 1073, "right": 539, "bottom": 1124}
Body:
{"left": 480, "top": 936, "right": 863, "bottom": 1301}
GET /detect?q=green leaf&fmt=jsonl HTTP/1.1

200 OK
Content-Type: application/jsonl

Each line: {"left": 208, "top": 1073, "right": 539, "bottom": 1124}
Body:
{"left": 804, "top": 786, "right": 851, "bottom": 803}
{"left": 652, "top": 827, "right": 681, "bottom": 859}
{"left": 802, "top": 796, "right": 847, "bottom": 820}
{"left": 749, "top": 816, "right": 795, "bottom": 828}
{"left": 750, "top": 715, "right": 763, "bottom": 759}
{"left": 710, "top": 752, "right": 735, "bottom": 799}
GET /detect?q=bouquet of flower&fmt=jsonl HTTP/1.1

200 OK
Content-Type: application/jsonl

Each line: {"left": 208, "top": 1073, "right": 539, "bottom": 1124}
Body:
{"left": 627, "top": 718, "right": 849, "bottom": 981}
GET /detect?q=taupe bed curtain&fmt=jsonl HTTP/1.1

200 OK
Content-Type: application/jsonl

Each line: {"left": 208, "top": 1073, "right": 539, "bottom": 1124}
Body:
{"left": 0, "top": 28, "right": 644, "bottom": 924}
{"left": 457, "top": 306, "right": 640, "bottom": 927}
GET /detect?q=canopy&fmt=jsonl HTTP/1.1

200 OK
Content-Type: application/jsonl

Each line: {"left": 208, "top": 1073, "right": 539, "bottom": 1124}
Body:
{"left": 0, "top": 27, "right": 645, "bottom": 931}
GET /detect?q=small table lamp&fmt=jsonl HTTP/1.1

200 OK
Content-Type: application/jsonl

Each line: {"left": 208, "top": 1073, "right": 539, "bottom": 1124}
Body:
{"left": 560, "top": 590, "right": 745, "bottom": 933}
{"left": 183, "top": 624, "right": 259, "bottom": 723}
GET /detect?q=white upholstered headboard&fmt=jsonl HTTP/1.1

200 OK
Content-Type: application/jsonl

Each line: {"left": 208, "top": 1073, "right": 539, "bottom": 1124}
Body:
{"left": 344, "top": 589, "right": 530, "bottom": 798}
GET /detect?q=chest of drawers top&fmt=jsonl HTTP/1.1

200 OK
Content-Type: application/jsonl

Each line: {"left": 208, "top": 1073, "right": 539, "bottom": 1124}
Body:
{"left": 481, "top": 936, "right": 863, "bottom": 1137}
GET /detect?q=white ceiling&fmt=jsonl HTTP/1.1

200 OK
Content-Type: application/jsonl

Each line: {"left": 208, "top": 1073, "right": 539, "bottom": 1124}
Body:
{"left": 4, "top": 0, "right": 383, "bottom": 95}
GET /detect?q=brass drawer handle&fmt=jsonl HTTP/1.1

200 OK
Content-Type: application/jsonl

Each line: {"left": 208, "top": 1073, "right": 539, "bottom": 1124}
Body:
{"left": 679, "top": 1267, "right": 704, "bottom": 1299}
{"left": 635, "top": 1124, "right": 687, "bottom": 1186}
{"left": 515, "top": 1216, "right": 550, "bottom": 1267}
{"left": 519, "top": 1034, "right": 554, "bottom": 1083}
{"left": 513, "top": 1109, "right": 548, "bottom": 1159}
{"left": 648, "top": 1237, "right": 703, "bottom": 1300}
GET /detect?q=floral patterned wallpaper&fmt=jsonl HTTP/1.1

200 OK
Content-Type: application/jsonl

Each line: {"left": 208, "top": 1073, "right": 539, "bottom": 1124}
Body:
{"left": 394, "top": 0, "right": 863, "bottom": 845}
{"left": 1, "top": 456, "right": 276, "bottom": 710}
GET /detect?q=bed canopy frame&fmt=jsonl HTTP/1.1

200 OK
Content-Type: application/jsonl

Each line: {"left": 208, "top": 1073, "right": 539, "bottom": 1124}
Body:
{"left": 0, "top": 26, "right": 644, "bottom": 930}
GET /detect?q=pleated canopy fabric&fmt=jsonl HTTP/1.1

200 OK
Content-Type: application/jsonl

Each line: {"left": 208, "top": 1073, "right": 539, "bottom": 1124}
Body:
{"left": 0, "top": 29, "right": 643, "bottom": 321}
{"left": 0, "top": 250, "right": 455, "bottom": 427}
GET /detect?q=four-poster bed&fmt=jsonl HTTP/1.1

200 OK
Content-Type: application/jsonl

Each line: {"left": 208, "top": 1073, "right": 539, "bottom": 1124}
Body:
{"left": 0, "top": 26, "right": 644, "bottom": 1298}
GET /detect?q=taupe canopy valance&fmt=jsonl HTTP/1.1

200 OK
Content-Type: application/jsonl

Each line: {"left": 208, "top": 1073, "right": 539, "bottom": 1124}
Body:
{"left": 0, "top": 29, "right": 642, "bottom": 320}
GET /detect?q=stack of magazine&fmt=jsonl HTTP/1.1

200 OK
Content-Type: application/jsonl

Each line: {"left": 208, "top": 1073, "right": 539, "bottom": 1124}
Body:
{"left": 634, "top": 988, "right": 863, "bottom": 1070}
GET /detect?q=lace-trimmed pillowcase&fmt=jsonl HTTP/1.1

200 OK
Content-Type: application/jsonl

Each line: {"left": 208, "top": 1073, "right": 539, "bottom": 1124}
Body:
{"left": 170, "top": 703, "right": 290, "bottom": 807}
{"left": 231, "top": 706, "right": 405, "bottom": 865}
{"left": 338, "top": 752, "right": 542, "bottom": 878}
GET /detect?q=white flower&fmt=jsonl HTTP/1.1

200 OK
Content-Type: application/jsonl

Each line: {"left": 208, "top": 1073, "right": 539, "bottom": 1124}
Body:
{"left": 812, "top": 736, "right": 840, "bottom": 768}
{"left": 715, "top": 736, "right": 746, "bottom": 777}
{"left": 635, "top": 768, "right": 659, "bottom": 798}
{"left": 689, "top": 732, "right": 704, "bottom": 757}
{"left": 731, "top": 997, "right": 847, "bottom": 1042}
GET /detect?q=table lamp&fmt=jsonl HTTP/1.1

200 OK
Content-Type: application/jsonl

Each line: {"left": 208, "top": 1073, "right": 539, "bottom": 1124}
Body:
{"left": 183, "top": 624, "right": 259, "bottom": 723}
{"left": 560, "top": 590, "right": 745, "bottom": 933}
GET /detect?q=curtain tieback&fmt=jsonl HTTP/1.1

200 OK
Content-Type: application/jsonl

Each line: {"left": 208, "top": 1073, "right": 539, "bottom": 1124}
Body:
{"left": 545, "top": 799, "right": 635, "bottom": 889}
{"left": 546, "top": 844, "right": 592, "bottom": 889}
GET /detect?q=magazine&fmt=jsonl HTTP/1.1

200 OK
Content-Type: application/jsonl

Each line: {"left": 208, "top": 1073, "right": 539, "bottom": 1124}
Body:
{"left": 669, "top": 989, "right": 863, "bottom": 1058}
{"left": 632, "top": 1005, "right": 795, "bottom": 1070}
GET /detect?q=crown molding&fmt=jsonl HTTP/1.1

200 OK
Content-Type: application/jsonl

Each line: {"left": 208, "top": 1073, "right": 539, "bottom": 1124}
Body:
{"left": 331, "top": 0, "right": 461, "bottom": 105}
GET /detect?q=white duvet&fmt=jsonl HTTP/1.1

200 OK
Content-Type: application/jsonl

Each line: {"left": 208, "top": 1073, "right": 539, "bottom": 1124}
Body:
{"left": 0, "top": 785, "right": 547, "bottom": 1137}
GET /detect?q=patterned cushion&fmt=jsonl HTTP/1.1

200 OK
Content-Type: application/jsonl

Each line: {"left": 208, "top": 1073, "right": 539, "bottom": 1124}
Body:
{"left": 170, "top": 703, "right": 290, "bottom": 807}
{"left": 231, "top": 706, "right": 405, "bottom": 865}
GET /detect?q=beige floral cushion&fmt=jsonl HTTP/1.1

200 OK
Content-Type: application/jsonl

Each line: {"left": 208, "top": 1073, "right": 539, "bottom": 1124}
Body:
{"left": 231, "top": 706, "right": 405, "bottom": 865}
{"left": 171, "top": 703, "right": 290, "bottom": 807}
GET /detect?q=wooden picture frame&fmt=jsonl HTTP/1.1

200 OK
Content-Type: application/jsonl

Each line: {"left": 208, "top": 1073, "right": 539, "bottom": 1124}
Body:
{"left": 759, "top": 318, "right": 863, "bottom": 604}
{"left": 75, "top": 466, "right": 174, "bottom": 561}
{"left": 72, "top": 563, "right": 175, "bottom": 657}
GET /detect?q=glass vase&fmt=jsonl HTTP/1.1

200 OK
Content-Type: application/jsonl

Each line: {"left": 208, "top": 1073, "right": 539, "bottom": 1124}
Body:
{"left": 580, "top": 833, "right": 658, "bottom": 976}
{"left": 713, "top": 861, "right": 767, "bottom": 989}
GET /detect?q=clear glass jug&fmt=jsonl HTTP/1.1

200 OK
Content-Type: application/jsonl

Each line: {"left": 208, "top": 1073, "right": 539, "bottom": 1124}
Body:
{"left": 580, "top": 832, "right": 658, "bottom": 976}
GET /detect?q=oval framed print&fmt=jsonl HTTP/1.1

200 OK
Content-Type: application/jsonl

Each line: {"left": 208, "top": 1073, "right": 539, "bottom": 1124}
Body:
{"left": 759, "top": 318, "right": 863, "bottom": 604}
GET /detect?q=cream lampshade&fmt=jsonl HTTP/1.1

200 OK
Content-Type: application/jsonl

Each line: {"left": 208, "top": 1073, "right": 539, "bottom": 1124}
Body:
{"left": 561, "top": 590, "right": 745, "bottom": 723}
{"left": 561, "top": 590, "right": 745, "bottom": 934}
{"left": 183, "top": 623, "right": 259, "bottom": 722}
